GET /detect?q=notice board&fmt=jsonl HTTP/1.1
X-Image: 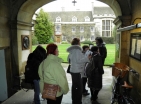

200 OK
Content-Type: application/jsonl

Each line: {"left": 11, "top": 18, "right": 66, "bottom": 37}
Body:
{"left": 130, "top": 33, "right": 141, "bottom": 60}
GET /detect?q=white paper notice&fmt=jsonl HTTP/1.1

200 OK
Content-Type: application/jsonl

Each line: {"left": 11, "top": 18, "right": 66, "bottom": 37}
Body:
{"left": 85, "top": 50, "right": 93, "bottom": 57}
{"left": 136, "top": 40, "right": 141, "bottom": 54}
{"left": 131, "top": 39, "right": 136, "bottom": 55}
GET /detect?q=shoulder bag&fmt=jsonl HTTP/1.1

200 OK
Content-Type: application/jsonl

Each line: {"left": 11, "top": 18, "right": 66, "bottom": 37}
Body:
{"left": 41, "top": 61, "right": 59, "bottom": 100}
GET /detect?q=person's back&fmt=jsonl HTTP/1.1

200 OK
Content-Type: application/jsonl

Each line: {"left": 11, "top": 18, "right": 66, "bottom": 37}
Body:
{"left": 31, "top": 45, "right": 46, "bottom": 104}
{"left": 81, "top": 45, "right": 90, "bottom": 96}
{"left": 38, "top": 43, "right": 69, "bottom": 104}
{"left": 66, "top": 38, "right": 90, "bottom": 104}
{"left": 88, "top": 46, "right": 104, "bottom": 103}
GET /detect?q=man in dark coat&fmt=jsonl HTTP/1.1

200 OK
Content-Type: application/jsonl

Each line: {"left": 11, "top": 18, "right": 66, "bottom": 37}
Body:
{"left": 95, "top": 37, "right": 107, "bottom": 65}
{"left": 88, "top": 46, "right": 104, "bottom": 104}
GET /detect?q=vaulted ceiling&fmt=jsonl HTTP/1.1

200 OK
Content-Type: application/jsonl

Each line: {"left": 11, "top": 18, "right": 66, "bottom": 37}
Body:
{"left": 98, "top": 0, "right": 132, "bottom": 16}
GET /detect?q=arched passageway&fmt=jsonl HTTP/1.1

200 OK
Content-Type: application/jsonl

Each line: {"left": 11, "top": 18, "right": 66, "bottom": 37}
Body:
{"left": 0, "top": 0, "right": 141, "bottom": 103}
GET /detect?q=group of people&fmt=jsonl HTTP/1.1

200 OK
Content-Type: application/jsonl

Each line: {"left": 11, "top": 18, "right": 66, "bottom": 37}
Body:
{"left": 26, "top": 37, "right": 107, "bottom": 104}
{"left": 67, "top": 37, "right": 107, "bottom": 104}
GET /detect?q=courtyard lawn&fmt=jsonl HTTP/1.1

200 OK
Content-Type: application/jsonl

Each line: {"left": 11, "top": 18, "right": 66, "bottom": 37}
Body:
{"left": 32, "top": 44, "right": 115, "bottom": 65}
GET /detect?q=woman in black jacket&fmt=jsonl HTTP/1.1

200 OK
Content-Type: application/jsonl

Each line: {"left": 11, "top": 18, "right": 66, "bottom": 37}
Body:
{"left": 27, "top": 45, "right": 46, "bottom": 104}
{"left": 88, "top": 46, "right": 104, "bottom": 103}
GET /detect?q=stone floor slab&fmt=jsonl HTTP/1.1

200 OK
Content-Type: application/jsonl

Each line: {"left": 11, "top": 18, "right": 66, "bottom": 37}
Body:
{"left": 2, "top": 64, "right": 113, "bottom": 104}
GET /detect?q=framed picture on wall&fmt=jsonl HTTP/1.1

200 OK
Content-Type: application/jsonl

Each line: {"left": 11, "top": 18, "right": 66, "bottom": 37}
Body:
{"left": 21, "top": 35, "right": 30, "bottom": 50}
{"left": 130, "top": 33, "right": 141, "bottom": 60}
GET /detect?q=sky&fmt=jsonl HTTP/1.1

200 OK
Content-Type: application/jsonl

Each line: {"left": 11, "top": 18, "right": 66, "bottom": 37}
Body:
{"left": 36, "top": 0, "right": 108, "bottom": 13}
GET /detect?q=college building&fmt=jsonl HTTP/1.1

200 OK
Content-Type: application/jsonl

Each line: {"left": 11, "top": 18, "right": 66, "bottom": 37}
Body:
{"left": 47, "top": 5, "right": 115, "bottom": 43}
{"left": 1, "top": 0, "right": 141, "bottom": 103}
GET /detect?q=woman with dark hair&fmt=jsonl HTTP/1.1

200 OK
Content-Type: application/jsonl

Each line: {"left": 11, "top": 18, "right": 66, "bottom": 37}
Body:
{"left": 95, "top": 37, "right": 107, "bottom": 65}
{"left": 88, "top": 46, "right": 104, "bottom": 104}
{"left": 38, "top": 43, "right": 69, "bottom": 104}
{"left": 67, "top": 38, "right": 90, "bottom": 104}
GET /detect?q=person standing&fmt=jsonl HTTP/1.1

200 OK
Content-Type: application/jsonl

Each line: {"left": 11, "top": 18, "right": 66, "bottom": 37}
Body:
{"left": 38, "top": 43, "right": 69, "bottom": 104}
{"left": 26, "top": 45, "right": 46, "bottom": 104}
{"left": 67, "top": 38, "right": 90, "bottom": 104}
{"left": 88, "top": 46, "right": 104, "bottom": 104}
{"left": 81, "top": 45, "right": 90, "bottom": 96}
{"left": 95, "top": 37, "right": 107, "bottom": 65}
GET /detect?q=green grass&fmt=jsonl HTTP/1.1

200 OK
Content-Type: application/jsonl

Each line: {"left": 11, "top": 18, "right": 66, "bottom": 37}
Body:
{"left": 32, "top": 44, "right": 115, "bottom": 65}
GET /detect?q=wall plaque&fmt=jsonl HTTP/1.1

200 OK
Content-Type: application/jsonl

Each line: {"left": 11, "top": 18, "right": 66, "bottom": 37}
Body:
{"left": 21, "top": 35, "right": 30, "bottom": 50}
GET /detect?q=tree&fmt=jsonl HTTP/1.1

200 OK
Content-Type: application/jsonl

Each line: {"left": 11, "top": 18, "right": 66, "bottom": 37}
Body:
{"left": 34, "top": 9, "right": 54, "bottom": 44}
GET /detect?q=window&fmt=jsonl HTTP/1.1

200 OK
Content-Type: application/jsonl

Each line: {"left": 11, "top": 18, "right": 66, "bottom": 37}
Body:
{"left": 102, "top": 20, "right": 113, "bottom": 37}
{"left": 90, "top": 26, "right": 94, "bottom": 32}
{"left": 62, "top": 35, "right": 66, "bottom": 41}
{"left": 55, "top": 24, "right": 61, "bottom": 35}
{"left": 55, "top": 24, "right": 61, "bottom": 31}
{"left": 56, "top": 17, "right": 61, "bottom": 22}
{"left": 72, "top": 27, "right": 76, "bottom": 32}
{"left": 72, "top": 16, "right": 77, "bottom": 22}
{"left": 80, "top": 27, "right": 84, "bottom": 32}
{"left": 85, "top": 16, "right": 90, "bottom": 22}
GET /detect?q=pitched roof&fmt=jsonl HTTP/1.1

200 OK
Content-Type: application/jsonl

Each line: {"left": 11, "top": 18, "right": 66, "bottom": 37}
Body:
{"left": 93, "top": 7, "right": 115, "bottom": 15}
{"left": 47, "top": 11, "right": 93, "bottom": 22}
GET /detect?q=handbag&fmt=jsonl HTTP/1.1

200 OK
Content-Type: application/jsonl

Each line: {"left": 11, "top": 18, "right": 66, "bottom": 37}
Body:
{"left": 67, "top": 59, "right": 71, "bottom": 73}
{"left": 41, "top": 61, "right": 59, "bottom": 100}
{"left": 42, "top": 83, "right": 59, "bottom": 100}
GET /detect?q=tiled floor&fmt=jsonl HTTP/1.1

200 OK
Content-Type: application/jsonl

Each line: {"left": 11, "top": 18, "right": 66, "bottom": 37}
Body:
{"left": 2, "top": 63, "right": 113, "bottom": 104}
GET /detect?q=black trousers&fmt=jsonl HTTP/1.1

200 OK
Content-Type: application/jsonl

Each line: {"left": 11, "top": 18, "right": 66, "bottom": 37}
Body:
{"left": 47, "top": 94, "right": 63, "bottom": 104}
{"left": 82, "top": 77, "right": 87, "bottom": 92}
{"left": 71, "top": 73, "right": 82, "bottom": 104}
{"left": 90, "top": 88, "right": 100, "bottom": 100}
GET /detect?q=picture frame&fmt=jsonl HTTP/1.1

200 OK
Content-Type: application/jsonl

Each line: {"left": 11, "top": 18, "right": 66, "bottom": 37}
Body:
{"left": 21, "top": 35, "right": 30, "bottom": 50}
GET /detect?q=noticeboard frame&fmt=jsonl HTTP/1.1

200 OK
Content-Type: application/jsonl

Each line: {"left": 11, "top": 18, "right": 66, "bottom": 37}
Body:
{"left": 130, "top": 32, "right": 141, "bottom": 61}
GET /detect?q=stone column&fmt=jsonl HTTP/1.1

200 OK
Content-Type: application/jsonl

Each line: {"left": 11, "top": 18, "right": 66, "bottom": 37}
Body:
{"left": 113, "top": 16, "right": 131, "bottom": 65}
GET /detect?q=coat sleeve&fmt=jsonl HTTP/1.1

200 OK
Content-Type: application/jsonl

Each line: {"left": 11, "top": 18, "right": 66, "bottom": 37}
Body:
{"left": 51, "top": 63, "right": 69, "bottom": 94}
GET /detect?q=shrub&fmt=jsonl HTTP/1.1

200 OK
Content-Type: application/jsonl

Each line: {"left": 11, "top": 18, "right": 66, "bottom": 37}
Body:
{"left": 47, "top": 38, "right": 54, "bottom": 44}
{"left": 32, "top": 35, "right": 38, "bottom": 45}
{"left": 81, "top": 40, "right": 94, "bottom": 45}
{"left": 102, "top": 37, "right": 115, "bottom": 44}
{"left": 61, "top": 41, "right": 68, "bottom": 44}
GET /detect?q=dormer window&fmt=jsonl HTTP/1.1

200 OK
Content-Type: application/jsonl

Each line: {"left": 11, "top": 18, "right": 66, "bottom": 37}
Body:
{"left": 72, "top": 16, "right": 77, "bottom": 22}
{"left": 56, "top": 16, "right": 61, "bottom": 22}
{"left": 85, "top": 16, "right": 90, "bottom": 22}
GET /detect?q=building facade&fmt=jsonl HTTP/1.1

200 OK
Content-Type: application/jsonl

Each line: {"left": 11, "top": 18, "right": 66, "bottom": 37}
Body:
{"left": 47, "top": 6, "right": 115, "bottom": 43}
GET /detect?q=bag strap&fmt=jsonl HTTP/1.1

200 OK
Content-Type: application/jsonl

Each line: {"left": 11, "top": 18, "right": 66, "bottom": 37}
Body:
{"left": 69, "top": 58, "right": 71, "bottom": 64}
{"left": 42, "top": 61, "right": 45, "bottom": 81}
